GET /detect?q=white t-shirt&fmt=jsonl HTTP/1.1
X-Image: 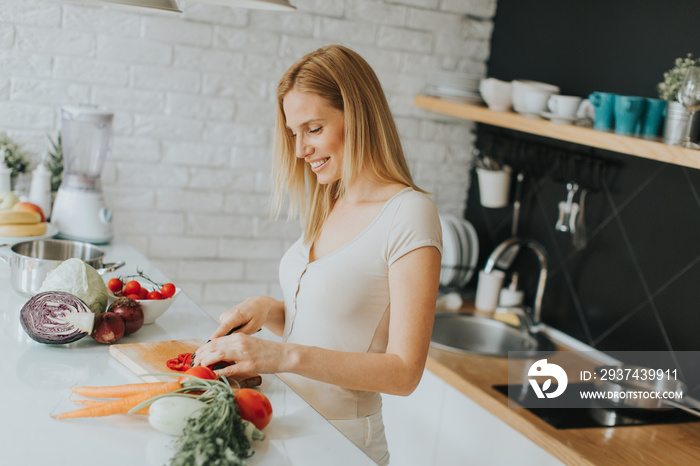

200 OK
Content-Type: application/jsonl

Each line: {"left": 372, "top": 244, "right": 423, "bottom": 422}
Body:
{"left": 277, "top": 187, "right": 442, "bottom": 420}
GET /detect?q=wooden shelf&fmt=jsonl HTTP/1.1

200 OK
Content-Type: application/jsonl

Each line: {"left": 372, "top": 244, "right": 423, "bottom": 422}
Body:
{"left": 414, "top": 94, "right": 700, "bottom": 170}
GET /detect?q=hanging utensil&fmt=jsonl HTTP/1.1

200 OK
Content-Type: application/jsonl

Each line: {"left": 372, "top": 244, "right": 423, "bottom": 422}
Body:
{"left": 555, "top": 182, "right": 579, "bottom": 233}
{"left": 493, "top": 172, "right": 524, "bottom": 270}
{"left": 572, "top": 188, "right": 588, "bottom": 250}
{"left": 511, "top": 172, "right": 524, "bottom": 237}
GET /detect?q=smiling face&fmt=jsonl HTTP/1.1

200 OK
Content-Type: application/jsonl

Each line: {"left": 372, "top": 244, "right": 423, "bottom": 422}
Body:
{"left": 283, "top": 89, "right": 346, "bottom": 185}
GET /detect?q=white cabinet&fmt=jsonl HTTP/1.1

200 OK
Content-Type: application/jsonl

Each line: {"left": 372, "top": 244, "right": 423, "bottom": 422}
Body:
{"left": 382, "top": 369, "right": 563, "bottom": 466}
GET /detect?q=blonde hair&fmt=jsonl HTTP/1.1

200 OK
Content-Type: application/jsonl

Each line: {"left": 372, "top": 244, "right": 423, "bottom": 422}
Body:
{"left": 271, "top": 44, "right": 424, "bottom": 244}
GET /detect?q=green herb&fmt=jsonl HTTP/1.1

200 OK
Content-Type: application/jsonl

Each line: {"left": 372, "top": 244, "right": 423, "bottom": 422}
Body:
{"left": 170, "top": 389, "right": 253, "bottom": 466}
{"left": 128, "top": 375, "right": 261, "bottom": 465}
{"left": 658, "top": 53, "right": 699, "bottom": 101}
{"left": 0, "top": 132, "right": 31, "bottom": 179}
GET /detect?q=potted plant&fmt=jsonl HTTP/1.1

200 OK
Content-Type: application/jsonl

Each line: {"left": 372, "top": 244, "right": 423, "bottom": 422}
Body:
{"left": 47, "top": 133, "right": 64, "bottom": 192}
{"left": 0, "top": 132, "right": 31, "bottom": 191}
{"left": 657, "top": 53, "right": 700, "bottom": 145}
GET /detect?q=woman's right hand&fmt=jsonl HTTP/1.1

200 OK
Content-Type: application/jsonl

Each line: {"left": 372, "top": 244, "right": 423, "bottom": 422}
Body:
{"left": 209, "top": 296, "right": 278, "bottom": 340}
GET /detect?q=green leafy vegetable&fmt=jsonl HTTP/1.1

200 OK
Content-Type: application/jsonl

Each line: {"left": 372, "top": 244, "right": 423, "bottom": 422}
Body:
{"left": 39, "top": 258, "right": 108, "bottom": 314}
{"left": 127, "top": 375, "right": 264, "bottom": 466}
{"left": 170, "top": 389, "right": 253, "bottom": 466}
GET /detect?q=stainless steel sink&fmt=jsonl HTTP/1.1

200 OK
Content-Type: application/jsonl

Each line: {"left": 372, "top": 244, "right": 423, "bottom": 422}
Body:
{"left": 430, "top": 312, "right": 556, "bottom": 358}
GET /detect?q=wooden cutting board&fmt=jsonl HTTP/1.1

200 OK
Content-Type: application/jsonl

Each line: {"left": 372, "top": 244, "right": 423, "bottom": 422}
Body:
{"left": 109, "top": 339, "right": 262, "bottom": 388}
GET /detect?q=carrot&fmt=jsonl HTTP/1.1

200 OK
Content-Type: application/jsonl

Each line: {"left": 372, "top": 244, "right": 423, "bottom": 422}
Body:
{"left": 72, "top": 381, "right": 180, "bottom": 399}
{"left": 72, "top": 399, "right": 149, "bottom": 415}
{"left": 54, "top": 381, "right": 181, "bottom": 419}
{"left": 72, "top": 399, "right": 105, "bottom": 407}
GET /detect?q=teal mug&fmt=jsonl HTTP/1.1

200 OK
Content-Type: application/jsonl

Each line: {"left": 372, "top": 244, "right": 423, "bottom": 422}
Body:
{"left": 614, "top": 95, "right": 646, "bottom": 136}
{"left": 636, "top": 98, "right": 666, "bottom": 139}
{"left": 589, "top": 92, "right": 616, "bottom": 130}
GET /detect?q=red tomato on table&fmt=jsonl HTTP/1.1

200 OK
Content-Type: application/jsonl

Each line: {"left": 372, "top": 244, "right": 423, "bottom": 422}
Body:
{"left": 235, "top": 388, "right": 273, "bottom": 430}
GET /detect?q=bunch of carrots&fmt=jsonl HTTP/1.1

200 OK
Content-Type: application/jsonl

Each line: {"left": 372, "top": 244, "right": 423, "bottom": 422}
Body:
{"left": 54, "top": 379, "right": 187, "bottom": 419}
{"left": 53, "top": 367, "right": 219, "bottom": 419}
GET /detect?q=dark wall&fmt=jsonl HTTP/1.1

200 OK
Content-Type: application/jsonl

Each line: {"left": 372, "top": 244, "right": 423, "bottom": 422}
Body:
{"left": 465, "top": 1, "right": 700, "bottom": 389}
{"left": 488, "top": 0, "right": 699, "bottom": 98}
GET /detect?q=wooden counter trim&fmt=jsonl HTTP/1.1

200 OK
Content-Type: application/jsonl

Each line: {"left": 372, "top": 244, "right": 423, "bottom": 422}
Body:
{"left": 414, "top": 95, "right": 700, "bottom": 171}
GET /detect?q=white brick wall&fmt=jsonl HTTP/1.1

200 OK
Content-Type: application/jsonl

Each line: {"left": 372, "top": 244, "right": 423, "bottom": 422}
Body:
{"left": 0, "top": 0, "right": 495, "bottom": 319}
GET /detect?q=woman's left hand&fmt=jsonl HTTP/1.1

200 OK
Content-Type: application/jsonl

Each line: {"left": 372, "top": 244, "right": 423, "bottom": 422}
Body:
{"left": 193, "top": 334, "right": 288, "bottom": 379}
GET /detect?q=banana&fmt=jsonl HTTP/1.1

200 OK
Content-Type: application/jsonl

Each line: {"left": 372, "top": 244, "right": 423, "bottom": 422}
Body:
{"left": 0, "top": 209, "right": 41, "bottom": 225}
{"left": 0, "top": 222, "right": 47, "bottom": 237}
{"left": 0, "top": 191, "right": 19, "bottom": 210}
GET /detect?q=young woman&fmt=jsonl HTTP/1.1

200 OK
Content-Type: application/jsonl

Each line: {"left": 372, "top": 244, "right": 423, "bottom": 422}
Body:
{"left": 193, "top": 44, "right": 442, "bottom": 464}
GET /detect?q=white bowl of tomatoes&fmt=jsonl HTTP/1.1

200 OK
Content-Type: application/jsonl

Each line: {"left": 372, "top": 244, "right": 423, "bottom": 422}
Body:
{"left": 107, "top": 277, "right": 180, "bottom": 324}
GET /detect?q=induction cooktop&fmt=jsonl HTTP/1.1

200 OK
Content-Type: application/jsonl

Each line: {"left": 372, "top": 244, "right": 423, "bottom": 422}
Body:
{"left": 493, "top": 383, "right": 700, "bottom": 429}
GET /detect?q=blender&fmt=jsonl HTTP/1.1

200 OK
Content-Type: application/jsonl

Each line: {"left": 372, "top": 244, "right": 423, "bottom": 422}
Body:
{"left": 51, "top": 106, "right": 114, "bottom": 244}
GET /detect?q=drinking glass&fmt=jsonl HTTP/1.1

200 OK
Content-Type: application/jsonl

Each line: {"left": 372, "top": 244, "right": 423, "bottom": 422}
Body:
{"left": 678, "top": 66, "right": 700, "bottom": 148}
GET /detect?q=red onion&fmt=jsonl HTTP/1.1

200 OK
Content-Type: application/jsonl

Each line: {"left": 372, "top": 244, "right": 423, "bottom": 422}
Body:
{"left": 91, "top": 312, "right": 125, "bottom": 344}
{"left": 20, "top": 291, "right": 94, "bottom": 344}
{"left": 108, "top": 297, "right": 144, "bottom": 335}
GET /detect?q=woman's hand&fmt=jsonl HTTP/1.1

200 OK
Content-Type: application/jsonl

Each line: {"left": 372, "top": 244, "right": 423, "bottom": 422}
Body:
{"left": 209, "top": 296, "right": 280, "bottom": 340}
{"left": 193, "top": 333, "right": 289, "bottom": 379}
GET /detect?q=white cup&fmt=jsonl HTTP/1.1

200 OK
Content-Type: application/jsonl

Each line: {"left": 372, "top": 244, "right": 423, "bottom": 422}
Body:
{"left": 475, "top": 270, "right": 506, "bottom": 314}
{"left": 479, "top": 78, "right": 513, "bottom": 112}
{"left": 476, "top": 167, "right": 511, "bottom": 208}
{"left": 547, "top": 95, "right": 582, "bottom": 118}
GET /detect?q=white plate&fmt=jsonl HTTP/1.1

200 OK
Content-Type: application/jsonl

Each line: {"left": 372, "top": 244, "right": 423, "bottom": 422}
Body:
{"left": 427, "top": 92, "right": 484, "bottom": 105}
{"left": 447, "top": 216, "right": 465, "bottom": 287}
{"left": 540, "top": 111, "right": 584, "bottom": 125}
{"left": 0, "top": 223, "right": 59, "bottom": 245}
{"left": 459, "top": 218, "right": 479, "bottom": 287}
{"left": 444, "top": 214, "right": 469, "bottom": 287}
{"left": 439, "top": 215, "right": 460, "bottom": 287}
{"left": 428, "top": 85, "right": 481, "bottom": 98}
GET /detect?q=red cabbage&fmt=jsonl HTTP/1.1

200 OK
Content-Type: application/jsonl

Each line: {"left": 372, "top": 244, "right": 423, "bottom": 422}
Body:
{"left": 20, "top": 291, "right": 94, "bottom": 344}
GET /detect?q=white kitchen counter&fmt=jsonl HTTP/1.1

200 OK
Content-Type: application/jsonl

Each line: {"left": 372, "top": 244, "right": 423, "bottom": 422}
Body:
{"left": 0, "top": 235, "right": 375, "bottom": 466}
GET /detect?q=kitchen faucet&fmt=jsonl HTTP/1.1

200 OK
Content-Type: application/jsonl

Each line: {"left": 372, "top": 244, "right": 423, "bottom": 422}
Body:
{"left": 483, "top": 237, "right": 548, "bottom": 334}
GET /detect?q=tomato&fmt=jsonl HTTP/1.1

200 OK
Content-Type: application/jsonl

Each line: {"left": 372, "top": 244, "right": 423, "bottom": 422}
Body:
{"left": 138, "top": 287, "right": 149, "bottom": 300}
{"left": 126, "top": 293, "right": 141, "bottom": 300}
{"left": 235, "top": 388, "right": 273, "bottom": 430}
{"left": 107, "top": 278, "right": 123, "bottom": 293}
{"left": 178, "top": 365, "right": 217, "bottom": 383}
{"left": 161, "top": 282, "right": 176, "bottom": 299}
{"left": 147, "top": 290, "right": 163, "bottom": 300}
{"left": 123, "top": 280, "right": 141, "bottom": 296}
